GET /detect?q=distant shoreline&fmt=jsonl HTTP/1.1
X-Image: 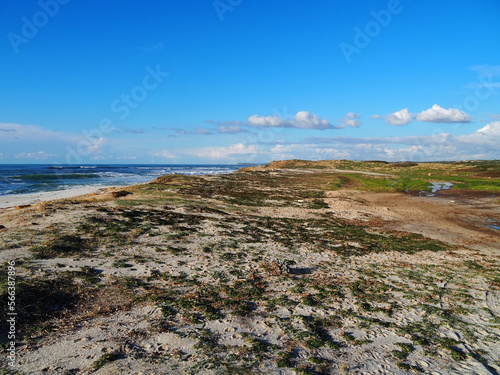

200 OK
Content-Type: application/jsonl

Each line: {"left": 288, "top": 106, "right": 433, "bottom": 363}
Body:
{"left": 0, "top": 186, "right": 115, "bottom": 209}
{"left": 0, "top": 164, "right": 242, "bottom": 200}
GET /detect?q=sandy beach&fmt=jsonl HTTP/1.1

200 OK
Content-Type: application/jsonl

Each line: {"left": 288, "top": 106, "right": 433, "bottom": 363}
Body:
{"left": 0, "top": 186, "right": 116, "bottom": 209}
{"left": 0, "top": 160, "right": 499, "bottom": 374}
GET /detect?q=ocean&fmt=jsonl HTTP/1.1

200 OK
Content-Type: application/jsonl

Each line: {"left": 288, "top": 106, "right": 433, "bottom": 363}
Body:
{"left": 0, "top": 164, "right": 244, "bottom": 197}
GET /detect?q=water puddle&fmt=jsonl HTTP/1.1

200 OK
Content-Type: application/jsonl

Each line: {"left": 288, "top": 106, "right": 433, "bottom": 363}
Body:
{"left": 424, "top": 182, "right": 454, "bottom": 196}
{"left": 489, "top": 225, "right": 500, "bottom": 231}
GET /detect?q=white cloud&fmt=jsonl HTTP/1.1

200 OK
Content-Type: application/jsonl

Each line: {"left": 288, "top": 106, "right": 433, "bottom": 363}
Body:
{"left": 383, "top": 145, "right": 424, "bottom": 160}
{"left": 116, "top": 156, "right": 137, "bottom": 160}
{"left": 196, "top": 128, "right": 213, "bottom": 135}
{"left": 218, "top": 125, "right": 248, "bottom": 134}
{"left": 14, "top": 151, "right": 58, "bottom": 160}
{"left": 456, "top": 121, "right": 500, "bottom": 146}
{"left": 373, "top": 105, "right": 472, "bottom": 125}
{"left": 268, "top": 144, "right": 297, "bottom": 160}
{"left": 476, "top": 121, "right": 500, "bottom": 136}
{"left": 269, "top": 144, "right": 302, "bottom": 154}
{"left": 304, "top": 133, "right": 454, "bottom": 147}
{"left": 416, "top": 104, "right": 471, "bottom": 123}
{"left": 90, "top": 155, "right": 114, "bottom": 160}
{"left": 248, "top": 114, "right": 285, "bottom": 127}
{"left": 218, "top": 111, "right": 361, "bottom": 131}
{"left": 191, "top": 143, "right": 259, "bottom": 160}
{"left": 181, "top": 121, "right": 500, "bottom": 162}
{"left": 339, "top": 112, "right": 362, "bottom": 128}
{"left": 194, "top": 126, "right": 248, "bottom": 135}
{"left": 247, "top": 111, "right": 336, "bottom": 130}
{"left": 120, "top": 127, "right": 145, "bottom": 134}
{"left": 293, "top": 111, "right": 334, "bottom": 130}
{"left": 0, "top": 122, "right": 77, "bottom": 142}
{"left": 205, "top": 119, "right": 243, "bottom": 126}
{"left": 386, "top": 108, "right": 413, "bottom": 125}
{"left": 0, "top": 122, "right": 117, "bottom": 162}
{"left": 153, "top": 150, "right": 176, "bottom": 159}
{"left": 315, "top": 148, "right": 351, "bottom": 159}
{"left": 280, "top": 121, "right": 500, "bottom": 161}
{"left": 372, "top": 108, "right": 413, "bottom": 125}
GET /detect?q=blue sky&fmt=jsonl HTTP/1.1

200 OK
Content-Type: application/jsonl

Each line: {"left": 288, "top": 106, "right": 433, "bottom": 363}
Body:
{"left": 1, "top": 0, "right": 499, "bottom": 164}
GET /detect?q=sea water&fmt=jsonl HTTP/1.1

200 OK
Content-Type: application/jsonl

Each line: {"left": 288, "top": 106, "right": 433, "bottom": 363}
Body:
{"left": 0, "top": 164, "right": 244, "bottom": 197}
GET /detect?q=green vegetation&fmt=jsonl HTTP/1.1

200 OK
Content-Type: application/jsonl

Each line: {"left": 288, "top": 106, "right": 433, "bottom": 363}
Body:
{"left": 0, "top": 262, "right": 79, "bottom": 331}
{"left": 90, "top": 352, "right": 120, "bottom": 371}
{"left": 252, "top": 159, "right": 500, "bottom": 193}
{"left": 30, "top": 233, "right": 93, "bottom": 259}
{"left": 1, "top": 159, "right": 499, "bottom": 373}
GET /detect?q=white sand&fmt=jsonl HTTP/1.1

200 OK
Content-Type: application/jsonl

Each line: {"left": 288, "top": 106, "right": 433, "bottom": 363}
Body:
{"left": 0, "top": 186, "right": 115, "bottom": 209}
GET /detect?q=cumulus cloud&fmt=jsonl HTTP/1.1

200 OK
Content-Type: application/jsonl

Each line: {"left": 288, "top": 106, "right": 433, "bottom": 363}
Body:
{"left": 416, "top": 104, "right": 471, "bottom": 123}
{"left": 386, "top": 108, "right": 413, "bottom": 125}
{"left": 372, "top": 108, "right": 413, "bottom": 126}
{"left": 247, "top": 111, "right": 330, "bottom": 129}
{"left": 247, "top": 111, "right": 345, "bottom": 130}
{"left": 476, "top": 121, "right": 500, "bottom": 136}
{"left": 298, "top": 121, "right": 500, "bottom": 161}
{"left": 164, "top": 121, "right": 500, "bottom": 163}
{"left": 293, "top": 111, "right": 334, "bottom": 130}
{"left": 338, "top": 112, "right": 362, "bottom": 128}
{"left": 456, "top": 121, "right": 500, "bottom": 145}
{"left": 247, "top": 114, "right": 286, "bottom": 127}
{"left": 373, "top": 105, "right": 471, "bottom": 125}
{"left": 212, "top": 111, "right": 361, "bottom": 131}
